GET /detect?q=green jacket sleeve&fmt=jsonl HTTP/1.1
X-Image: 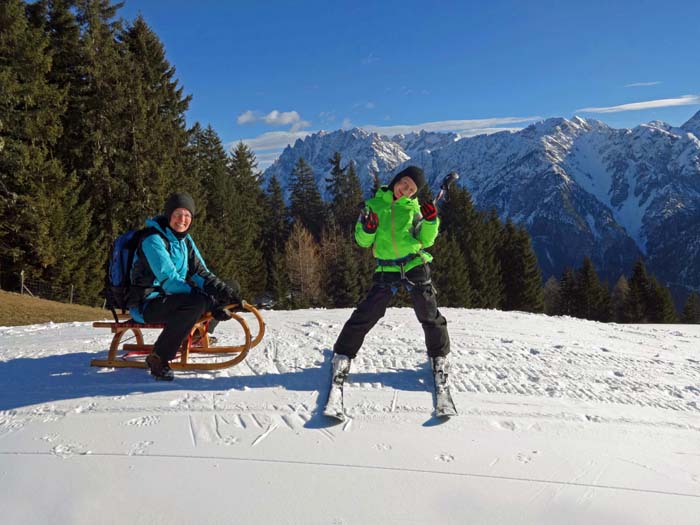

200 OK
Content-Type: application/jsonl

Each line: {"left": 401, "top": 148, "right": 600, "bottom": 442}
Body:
{"left": 417, "top": 217, "right": 440, "bottom": 248}
{"left": 354, "top": 220, "right": 376, "bottom": 248}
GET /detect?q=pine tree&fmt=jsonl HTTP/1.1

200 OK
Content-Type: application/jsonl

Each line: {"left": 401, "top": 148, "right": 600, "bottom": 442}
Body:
{"left": 0, "top": 0, "right": 96, "bottom": 300}
{"left": 327, "top": 155, "right": 363, "bottom": 234}
{"left": 120, "top": 15, "right": 191, "bottom": 216}
{"left": 289, "top": 157, "right": 325, "bottom": 240}
{"left": 574, "top": 257, "right": 611, "bottom": 321}
{"left": 184, "top": 124, "right": 236, "bottom": 283}
{"left": 262, "top": 175, "right": 290, "bottom": 305}
{"left": 440, "top": 187, "right": 503, "bottom": 309}
{"left": 682, "top": 293, "right": 700, "bottom": 324}
{"left": 227, "top": 142, "right": 266, "bottom": 298}
{"left": 558, "top": 267, "right": 577, "bottom": 316}
{"left": 611, "top": 275, "right": 630, "bottom": 323}
{"left": 496, "top": 220, "right": 543, "bottom": 312}
{"left": 626, "top": 259, "right": 650, "bottom": 322}
{"left": 431, "top": 234, "right": 472, "bottom": 307}
{"left": 320, "top": 226, "right": 361, "bottom": 307}
{"left": 646, "top": 278, "right": 678, "bottom": 323}
{"left": 543, "top": 276, "right": 561, "bottom": 315}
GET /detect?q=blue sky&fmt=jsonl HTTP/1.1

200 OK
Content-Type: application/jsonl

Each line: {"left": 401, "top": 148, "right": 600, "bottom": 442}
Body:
{"left": 120, "top": 0, "right": 700, "bottom": 167}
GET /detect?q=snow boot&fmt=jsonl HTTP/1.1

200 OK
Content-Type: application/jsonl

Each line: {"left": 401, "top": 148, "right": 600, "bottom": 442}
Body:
{"left": 146, "top": 353, "right": 174, "bottom": 381}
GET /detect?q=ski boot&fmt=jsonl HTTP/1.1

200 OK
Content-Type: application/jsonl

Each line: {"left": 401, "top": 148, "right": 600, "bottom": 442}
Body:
{"left": 431, "top": 355, "right": 457, "bottom": 417}
{"left": 323, "top": 353, "right": 351, "bottom": 420}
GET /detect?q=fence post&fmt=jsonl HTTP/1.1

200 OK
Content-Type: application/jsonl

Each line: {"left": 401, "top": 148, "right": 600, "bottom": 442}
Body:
{"left": 69, "top": 285, "right": 74, "bottom": 304}
{"left": 20, "top": 270, "right": 24, "bottom": 295}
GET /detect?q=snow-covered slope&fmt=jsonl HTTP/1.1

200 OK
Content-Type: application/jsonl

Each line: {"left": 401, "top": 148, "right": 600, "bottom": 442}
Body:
{"left": 2, "top": 309, "right": 700, "bottom": 524}
{"left": 263, "top": 111, "right": 700, "bottom": 290}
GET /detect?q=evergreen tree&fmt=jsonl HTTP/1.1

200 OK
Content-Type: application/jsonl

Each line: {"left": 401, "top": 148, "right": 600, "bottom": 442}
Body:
{"left": 682, "top": 293, "right": 700, "bottom": 324}
{"left": 611, "top": 275, "right": 630, "bottom": 323}
{"left": 626, "top": 259, "right": 650, "bottom": 322}
{"left": 0, "top": 0, "right": 96, "bottom": 300}
{"left": 543, "top": 276, "right": 561, "bottom": 315}
{"left": 558, "top": 267, "right": 577, "bottom": 316}
{"left": 289, "top": 157, "right": 325, "bottom": 240}
{"left": 431, "top": 234, "right": 472, "bottom": 307}
{"left": 440, "top": 187, "right": 503, "bottom": 309}
{"left": 646, "top": 277, "right": 678, "bottom": 323}
{"left": 327, "top": 154, "right": 363, "bottom": 233}
{"left": 496, "top": 220, "right": 543, "bottom": 312}
{"left": 262, "top": 175, "right": 290, "bottom": 306}
{"left": 184, "top": 124, "right": 236, "bottom": 281}
{"left": 120, "top": 15, "right": 191, "bottom": 216}
{"left": 574, "top": 257, "right": 611, "bottom": 321}
{"left": 320, "top": 226, "right": 361, "bottom": 307}
{"left": 227, "top": 142, "right": 266, "bottom": 298}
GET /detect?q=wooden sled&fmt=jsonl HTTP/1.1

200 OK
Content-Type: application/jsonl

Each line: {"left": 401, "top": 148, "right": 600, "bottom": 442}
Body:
{"left": 90, "top": 302, "right": 265, "bottom": 371}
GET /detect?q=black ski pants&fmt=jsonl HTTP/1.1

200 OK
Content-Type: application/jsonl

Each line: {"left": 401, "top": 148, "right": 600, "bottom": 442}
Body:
{"left": 333, "top": 264, "right": 450, "bottom": 359}
{"left": 143, "top": 292, "right": 211, "bottom": 362}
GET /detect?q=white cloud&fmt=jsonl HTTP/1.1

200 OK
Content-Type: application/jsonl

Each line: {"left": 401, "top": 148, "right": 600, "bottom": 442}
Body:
{"left": 236, "top": 109, "right": 309, "bottom": 128}
{"left": 624, "top": 81, "right": 662, "bottom": 88}
{"left": 264, "top": 110, "right": 302, "bottom": 126}
{"left": 577, "top": 95, "right": 700, "bottom": 114}
{"left": 341, "top": 118, "right": 353, "bottom": 129}
{"left": 236, "top": 110, "right": 256, "bottom": 124}
{"left": 363, "top": 116, "right": 542, "bottom": 136}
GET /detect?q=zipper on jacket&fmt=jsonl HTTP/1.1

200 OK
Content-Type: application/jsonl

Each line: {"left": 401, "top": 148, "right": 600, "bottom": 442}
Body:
{"left": 391, "top": 201, "right": 400, "bottom": 258}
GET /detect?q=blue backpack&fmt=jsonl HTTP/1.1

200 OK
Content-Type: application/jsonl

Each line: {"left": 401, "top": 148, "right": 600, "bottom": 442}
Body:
{"left": 104, "top": 227, "right": 164, "bottom": 321}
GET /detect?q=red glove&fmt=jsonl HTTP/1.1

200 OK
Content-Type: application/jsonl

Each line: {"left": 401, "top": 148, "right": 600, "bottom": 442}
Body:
{"left": 420, "top": 202, "right": 437, "bottom": 221}
{"left": 361, "top": 209, "right": 379, "bottom": 233}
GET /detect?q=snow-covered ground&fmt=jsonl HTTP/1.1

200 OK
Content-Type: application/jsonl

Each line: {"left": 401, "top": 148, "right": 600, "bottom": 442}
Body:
{"left": 1, "top": 308, "right": 700, "bottom": 524}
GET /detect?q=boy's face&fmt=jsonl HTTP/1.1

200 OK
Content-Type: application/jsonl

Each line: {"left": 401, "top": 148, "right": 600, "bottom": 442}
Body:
{"left": 393, "top": 176, "right": 418, "bottom": 199}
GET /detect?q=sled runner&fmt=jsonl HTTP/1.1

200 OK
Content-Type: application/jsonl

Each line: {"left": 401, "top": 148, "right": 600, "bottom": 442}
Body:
{"left": 90, "top": 302, "right": 265, "bottom": 371}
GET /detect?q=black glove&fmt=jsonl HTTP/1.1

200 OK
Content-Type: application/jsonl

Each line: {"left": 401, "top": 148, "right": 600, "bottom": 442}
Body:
{"left": 212, "top": 307, "right": 231, "bottom": 321}
{"left": 221, "top": 281, "right": 242, "bottom": 305}
{"left": 205, "top": 279, "right": 241, "bottom": 306}
{"left": 361, "top": 208, "right": 379, "bottom": 234}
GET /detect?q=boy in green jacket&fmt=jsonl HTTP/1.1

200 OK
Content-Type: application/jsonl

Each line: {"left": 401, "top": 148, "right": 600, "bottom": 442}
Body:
{"left": 324, "top": 166, "right": 456, "bottom": 419}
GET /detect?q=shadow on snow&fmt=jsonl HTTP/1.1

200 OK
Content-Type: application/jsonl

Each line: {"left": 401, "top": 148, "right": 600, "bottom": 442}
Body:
{"left": 0, "top": 348, "right": 434, "bottom": 412}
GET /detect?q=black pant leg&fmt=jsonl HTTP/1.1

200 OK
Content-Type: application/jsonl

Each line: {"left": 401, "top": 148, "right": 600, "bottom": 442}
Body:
{"left": 410, "top": 282, "right": 450, "bottom": 358}
{"left": 143, "top": 293, "right": 211, "bottom": 361}
{"left": 333, "top": 283, "right": 395, "bottom": 359}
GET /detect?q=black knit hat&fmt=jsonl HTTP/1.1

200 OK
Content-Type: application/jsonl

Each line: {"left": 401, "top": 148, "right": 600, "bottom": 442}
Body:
{"left": 389, "top": 166, "right": 426, "bottom": 192}
{"left": 164, "top": 192, "right": 196, "bottom": 219}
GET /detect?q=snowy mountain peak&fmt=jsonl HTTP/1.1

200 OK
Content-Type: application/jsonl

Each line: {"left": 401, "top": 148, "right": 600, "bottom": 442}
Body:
{"left": 681, "top": 109, "right": 700, "bottom": 138}
{"left": 262, "top": 112, "right": 700, "bottom": 292}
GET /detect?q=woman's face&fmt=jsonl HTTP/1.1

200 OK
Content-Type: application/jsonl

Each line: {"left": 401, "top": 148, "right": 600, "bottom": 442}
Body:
{"left": 393, "top": 176, "right": 418, "bottom": 199}
{"left": 169, "top": 208, "right": 192, "bottom": 233}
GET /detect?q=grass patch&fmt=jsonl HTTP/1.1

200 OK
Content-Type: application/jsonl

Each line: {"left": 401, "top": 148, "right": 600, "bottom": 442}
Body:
{"left": 0, "top": 290, "right": 109, "bottom": 326}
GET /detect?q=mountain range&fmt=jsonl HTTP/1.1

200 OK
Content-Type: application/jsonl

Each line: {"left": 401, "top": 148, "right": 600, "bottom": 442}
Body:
{"left": 264, "top": 111, "right": 700, "bottom": 296}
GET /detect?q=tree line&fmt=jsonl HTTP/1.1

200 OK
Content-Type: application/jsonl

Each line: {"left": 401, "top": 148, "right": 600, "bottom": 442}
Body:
{"left": 1, "top": 0, "right": 696, "bottom": 324}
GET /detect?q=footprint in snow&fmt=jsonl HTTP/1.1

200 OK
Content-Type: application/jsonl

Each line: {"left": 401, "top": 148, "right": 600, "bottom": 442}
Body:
{"left": 436, "top": 453, "right": 455, "bottom": 463}
{"left": 125, "top": 415, "right": 160, "bottom": 427}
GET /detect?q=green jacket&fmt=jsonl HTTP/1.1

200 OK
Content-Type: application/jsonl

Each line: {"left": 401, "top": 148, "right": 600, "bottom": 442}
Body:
{"left": 355, "top": 186, "right": 440, "bottom": 272}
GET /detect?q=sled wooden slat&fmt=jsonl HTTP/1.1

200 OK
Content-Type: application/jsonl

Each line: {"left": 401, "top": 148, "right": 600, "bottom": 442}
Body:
{"left": 90, "top": 303, "right": 265, "bottom": 372}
